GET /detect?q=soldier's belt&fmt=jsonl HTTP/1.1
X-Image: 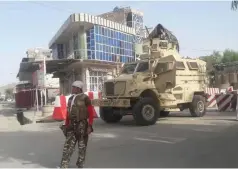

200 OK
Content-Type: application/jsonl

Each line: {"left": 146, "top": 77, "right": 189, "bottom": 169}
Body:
{"left": 92, "top": 99, "right": 131, "bottom": 107}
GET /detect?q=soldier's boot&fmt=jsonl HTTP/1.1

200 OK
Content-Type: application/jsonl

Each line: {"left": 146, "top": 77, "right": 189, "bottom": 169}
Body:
{"left": 77, "top": 139, "right": 87, "bottom": 168}
{"left": 76, "top": 161, "right": 84, "bottom": 168}
{"left": 60, "top": 159, "right": 70, "bottom": 168}
{"left": 59, "top": 164, "right": 69, "bottom": 168}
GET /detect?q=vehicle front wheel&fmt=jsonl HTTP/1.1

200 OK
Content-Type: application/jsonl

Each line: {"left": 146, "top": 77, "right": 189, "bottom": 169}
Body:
{"left": 189, "top": 95, "right": 206, "bottom": 117}
{"left": 132, "top": 97, "right": 159, "bottom": 126}
{"left": 99, "top": 107, "right": 123, "bottom": 123}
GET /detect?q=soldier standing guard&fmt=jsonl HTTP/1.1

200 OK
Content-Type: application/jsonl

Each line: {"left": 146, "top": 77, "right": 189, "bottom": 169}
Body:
{"left": 59, "top": 81, "right": 94, "bottom": 168}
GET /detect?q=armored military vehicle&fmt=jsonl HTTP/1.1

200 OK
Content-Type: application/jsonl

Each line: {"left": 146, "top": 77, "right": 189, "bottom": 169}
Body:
{"left": 92, "top": 24, "right": 208, "bottom": 126}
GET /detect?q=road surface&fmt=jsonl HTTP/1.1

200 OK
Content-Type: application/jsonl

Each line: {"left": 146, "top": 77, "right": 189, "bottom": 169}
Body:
{"left": 0, "top": 103, "right": 238, "bottom": 168}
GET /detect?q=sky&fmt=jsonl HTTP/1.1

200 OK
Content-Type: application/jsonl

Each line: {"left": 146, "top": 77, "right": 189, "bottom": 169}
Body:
{"left": 0, "top": 0, "right": 237, "bottom": 85}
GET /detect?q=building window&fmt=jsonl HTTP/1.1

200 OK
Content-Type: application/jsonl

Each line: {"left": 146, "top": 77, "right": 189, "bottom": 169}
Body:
{"left": 88, "top": 71, "right": 107, "bottom": 91}
{"left": 57, "top": 44, "right": 64, "bottom": 59}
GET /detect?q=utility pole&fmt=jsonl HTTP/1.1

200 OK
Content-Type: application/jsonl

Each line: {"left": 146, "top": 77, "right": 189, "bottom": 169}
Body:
{"left": 43, "top": 56, "right": 47, "bottom": 105}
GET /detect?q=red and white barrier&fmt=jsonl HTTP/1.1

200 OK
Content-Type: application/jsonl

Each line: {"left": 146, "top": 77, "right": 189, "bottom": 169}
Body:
{"left": 86, "top": 91, "right": 102, "bottom": 118}
{"left": 204, "top": 88, "right": 238, "bottom": 111}
{"left": 216, "top": 94, "right": 234, "bottom": 111}
{"left": 205, "top": 88, "right": 220, "bottom": 95}
{"left": 207, "top": 95, "right": 218, "bottom": 109}
{"left": 227, "top": 86, "right": 233, "bottom": 92}
{"left": 205, "top": 88, "right": 220, "bottom": 109}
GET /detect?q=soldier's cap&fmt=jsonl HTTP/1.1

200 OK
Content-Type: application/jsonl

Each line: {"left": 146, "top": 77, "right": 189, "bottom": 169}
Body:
{"left": 72, "top": 81, "right": 84, "bottom": 89}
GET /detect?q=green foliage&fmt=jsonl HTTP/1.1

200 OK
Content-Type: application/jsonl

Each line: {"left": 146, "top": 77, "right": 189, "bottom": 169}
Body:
{"left": 200, "top": 49, "right": 238, "bottom": 68}
{"left": 199, "top": 51, "right": 222, "bottom": 71}
{"left": 221, "top": 49, "right": 238, "bottom": 63}
{"left": 199, "top": 49, "right": 238, "bottom": 87}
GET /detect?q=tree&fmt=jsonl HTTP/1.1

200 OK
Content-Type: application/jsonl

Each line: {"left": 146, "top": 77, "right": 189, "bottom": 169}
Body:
{"left": 231, "top": 0, "right": 238, "bottom": 10}
{"left": 199, "top": 51, "right": 222, "bottom": 71}
{"left": 199, "top": 51, "right": 222, "bottom": 87}
{"left": 221, "top": 49, "right": 238, "bottom": 63}
{"left": 199, "top": 49, "right": 238, "bottom": 86}
{"left": 5, "top": 88, "right": 13, "bottom": 99}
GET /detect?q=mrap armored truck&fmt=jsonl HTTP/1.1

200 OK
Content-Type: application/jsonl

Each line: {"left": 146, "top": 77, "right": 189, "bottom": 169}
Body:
{"left": 92, "top": 24, "right": 208, "bottom": 126}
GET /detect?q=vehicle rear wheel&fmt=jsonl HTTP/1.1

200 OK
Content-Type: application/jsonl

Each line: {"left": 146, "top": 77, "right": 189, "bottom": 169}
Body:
{"left": 99, "top": 107, "right": 123, "bottom": 123}
{"left": 189, "top": 95, "right": 206, "bottom": 117}
{"left": 132, "top": 97, "right": 159, "bottom": 126}
{"left": 160, "top": 111, "right": 170, "bottom": 117}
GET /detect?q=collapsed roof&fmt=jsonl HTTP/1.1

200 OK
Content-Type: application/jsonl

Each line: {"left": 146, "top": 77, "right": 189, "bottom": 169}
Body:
{"left": 147, "top": 24, "right": 180, "bottom": 52}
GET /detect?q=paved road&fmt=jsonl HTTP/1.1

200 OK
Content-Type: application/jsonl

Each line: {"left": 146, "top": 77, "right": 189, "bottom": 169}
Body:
{"left": 1, "top": 104, "right": 238, "bottom": 168}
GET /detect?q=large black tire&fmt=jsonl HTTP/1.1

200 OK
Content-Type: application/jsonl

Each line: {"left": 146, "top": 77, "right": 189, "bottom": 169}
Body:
{"left": 132, "top": 97, "right": 159, "bottom": 126}
{"left": 160, "top": 111, "right": 170, "bottom": 117}
{"left": 189, "top": 95, "right": 206, "bottom": 117}
{"left": 100, "top": 107, "right": 123, "bottom": 123}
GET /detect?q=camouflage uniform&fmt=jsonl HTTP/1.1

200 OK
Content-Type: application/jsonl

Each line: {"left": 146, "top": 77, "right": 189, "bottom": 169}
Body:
{"left": 60, "top": 93, "right": 92, "bottom": 168}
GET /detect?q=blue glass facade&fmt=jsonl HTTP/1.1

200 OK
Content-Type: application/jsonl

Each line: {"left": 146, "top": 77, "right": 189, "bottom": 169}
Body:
{"left": 86, "top": 25, "right": 135, "bottom": 63}
{"left": 86, "top": 27, "right": 95, "bottom": 60}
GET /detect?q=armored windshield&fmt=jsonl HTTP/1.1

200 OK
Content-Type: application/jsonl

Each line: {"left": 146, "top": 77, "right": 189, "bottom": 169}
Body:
{"left": 121, "top": 61, "right": 151, "bottom": 74}
{"left": 136, "top": 62, "right": 149, "bottom": 72}
{"left": 121, "top": 63, "right": 137, "bottom": 74}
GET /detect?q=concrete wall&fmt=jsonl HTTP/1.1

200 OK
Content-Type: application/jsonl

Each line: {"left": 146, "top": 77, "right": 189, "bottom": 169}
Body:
{"left": 58, "top": 67, "right": 84, "bottom": 95}
{"left": 26, "top": 48, "right": 53, "bottom": 61}
{"left": 45, "top": 74, "right": 59, "bottom": 88}
{"left": 58, "top": 65, "right": 117, "bottom": 94}
{"left": 18, "top": 72, "right": 32, "bottom": 82}
{"left": 214, "top": 72, "right": 238, "bottom": 89}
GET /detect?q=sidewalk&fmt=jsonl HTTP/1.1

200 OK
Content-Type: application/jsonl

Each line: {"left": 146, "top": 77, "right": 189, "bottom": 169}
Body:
{"left": 0, "top": 107, "right": 27, "bottom": 132}
{"left": 22, "top": 109, "right": 60, "bottom": 123}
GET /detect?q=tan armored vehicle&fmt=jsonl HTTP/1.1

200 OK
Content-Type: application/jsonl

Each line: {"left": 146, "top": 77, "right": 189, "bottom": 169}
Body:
{"left": 92, "top": 24, "right": 208, "bottom": 126}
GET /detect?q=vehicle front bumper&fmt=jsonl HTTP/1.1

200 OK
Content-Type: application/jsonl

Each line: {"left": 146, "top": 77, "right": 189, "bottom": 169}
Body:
{"left": 91, "top": 98, "right": 131, "bottom": 108}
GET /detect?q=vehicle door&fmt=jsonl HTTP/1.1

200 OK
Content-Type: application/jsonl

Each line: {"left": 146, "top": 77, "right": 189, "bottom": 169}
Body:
{"left": 153, "top": 60, "right": 176, "bottom": 92}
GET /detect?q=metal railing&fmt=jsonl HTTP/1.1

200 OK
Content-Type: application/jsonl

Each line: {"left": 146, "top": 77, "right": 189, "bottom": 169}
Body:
{"left": 54, "top": 49, "right": 136, "bottom": 61}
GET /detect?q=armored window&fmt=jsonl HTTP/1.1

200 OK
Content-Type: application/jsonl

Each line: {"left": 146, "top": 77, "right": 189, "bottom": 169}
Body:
{"left": 121, "top": 63, "right": 137, "bottom": 74}
{"left": 154, "top": 62, "right": 173, "bottom": 74}
{"left": 136, "top": 62, "right": 149, "bottom": 72}
{"left": 159, "top": 42, "right": 168, "bottom": 49}
{"left": 142, "top": 45, "right": 149, "bottom": 53}
{"left": 176, "top": 61, "right": 185, "bottom": 70}
{"left": 187, "top": 62, "right": 198, "bottom": 70}
{"left": 151, "top": 44, "right": 157, "bottom": 51}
